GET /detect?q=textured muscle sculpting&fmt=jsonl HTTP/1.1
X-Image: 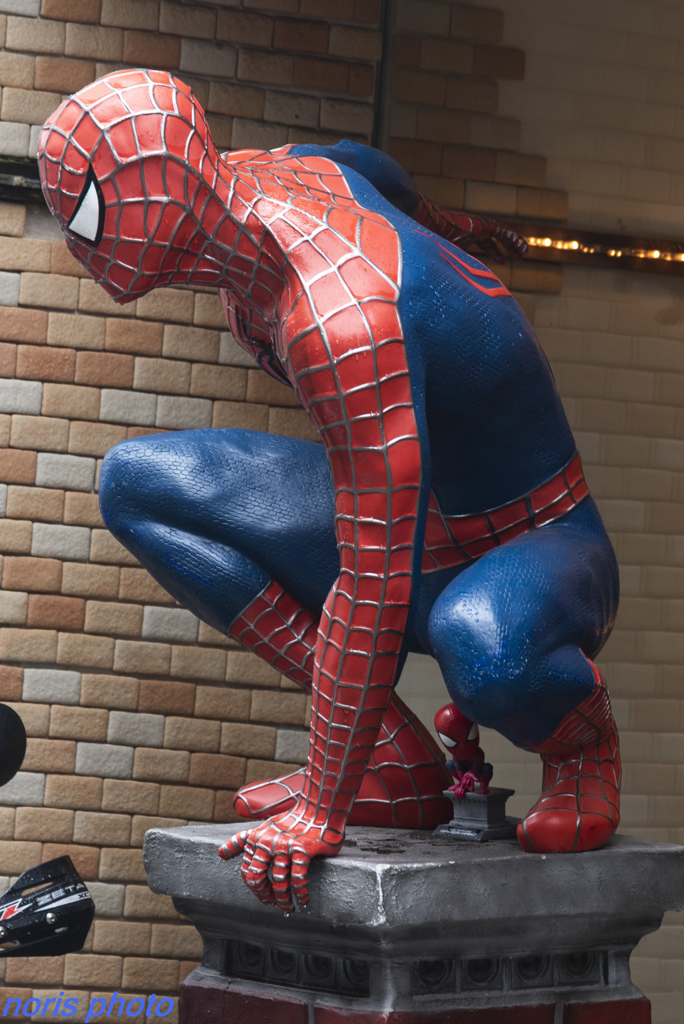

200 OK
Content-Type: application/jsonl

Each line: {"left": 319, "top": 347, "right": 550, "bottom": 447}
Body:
{"left": 39, "top": 70, "right": 621, "bottom": 911}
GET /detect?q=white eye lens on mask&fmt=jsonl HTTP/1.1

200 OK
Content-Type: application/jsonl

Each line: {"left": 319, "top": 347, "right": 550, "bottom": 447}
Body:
{"left": 67, "top": 167, "right": 104, "bottom": 245}
{"left": 467, "top": 722, "right": 479, "bottom": 742}
{"left": 438, "top": 732, "right": 457, "bottom": 748}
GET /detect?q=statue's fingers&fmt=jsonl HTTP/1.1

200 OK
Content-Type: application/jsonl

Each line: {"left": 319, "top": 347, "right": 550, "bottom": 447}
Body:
{"left": 239, "top": 855, "right": 252, "bottom": 890}
{"left": 243, "top": 842, "right": 276, "bottom": 904}
{"left": 218, "top": 830, "right": 249, "bottom": 860}
{"left": 272, "top": 853, "right": 295, "bottom": 914}
{"left": 291, "top": 849, "right": 312, "bottom": 907}
{"left": 248, "top": 862, "right": 278, "bottom": 906}
{"left": 478, "top": 237, "right": 504, "bottom": 264}
{"left": 239, "top": 831, "right": 258, "bottom": 868}
{"left": 505, "top": 232, "right": 527, "bottom": 260}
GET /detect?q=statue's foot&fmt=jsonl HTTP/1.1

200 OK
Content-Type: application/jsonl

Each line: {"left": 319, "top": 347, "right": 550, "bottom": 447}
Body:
{"left": 234, "top": 693, "right": 453, "bottom": 829}
{"left": 517, "top": 664, "right": 621, "bottom": 854}
{"left": 234, "top": 768, "right": 307, "bottom": 820}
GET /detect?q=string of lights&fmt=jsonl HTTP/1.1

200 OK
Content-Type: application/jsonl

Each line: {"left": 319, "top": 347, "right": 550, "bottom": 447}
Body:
{"left": 501, "top": 223, "right": 684, "bottom": 276}
{"left": 526, "top": 235, "right": 684, "bottom": 263}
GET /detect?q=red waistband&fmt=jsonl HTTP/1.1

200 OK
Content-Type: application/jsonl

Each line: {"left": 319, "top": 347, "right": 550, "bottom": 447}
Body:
{"left": 422, "top": 452, "right": 589, "bottom": 574}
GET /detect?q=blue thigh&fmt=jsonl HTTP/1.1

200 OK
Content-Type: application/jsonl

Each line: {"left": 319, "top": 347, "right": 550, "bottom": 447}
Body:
{"left": 99, "top": 429, "right": 340, "bottom": 634}
{"left": 427, "top": 500, "right": 619, "bottom": 747}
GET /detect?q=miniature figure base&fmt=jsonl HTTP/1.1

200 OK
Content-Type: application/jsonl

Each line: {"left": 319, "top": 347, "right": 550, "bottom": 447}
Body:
{"left": 144, "top": 824, "right": 684, "bottom": 1024}
{"left": 434, "top": 820, "right": 520, "bottom": 842}
{"left": 435, "top": 786, "right": 519, "bottom": 842}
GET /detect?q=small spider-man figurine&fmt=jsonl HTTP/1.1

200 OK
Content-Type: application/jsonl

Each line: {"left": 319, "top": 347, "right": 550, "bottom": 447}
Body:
{"left": 434, "top": 704, "right": 493, "bottom": 799}
{"left": 39, "top": 70, "right": 621, "bottom": 913}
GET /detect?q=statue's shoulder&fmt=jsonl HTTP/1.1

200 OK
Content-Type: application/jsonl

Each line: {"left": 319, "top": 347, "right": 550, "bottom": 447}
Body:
{"left": 220, "top": 145, "right": 355, "bottom": 206}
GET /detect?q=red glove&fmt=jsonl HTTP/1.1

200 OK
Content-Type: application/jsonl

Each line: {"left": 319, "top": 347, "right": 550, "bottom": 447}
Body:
{"left": 413, "top": 194, "right": 528, "bottom": 264}
{"left": 450, "top": 771, "right": 479, "bottom": 799}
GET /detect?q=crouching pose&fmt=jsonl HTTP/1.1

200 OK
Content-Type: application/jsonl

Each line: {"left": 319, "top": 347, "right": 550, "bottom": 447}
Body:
{"left": 39, "top": 70, "right": 620, "bottom": 912}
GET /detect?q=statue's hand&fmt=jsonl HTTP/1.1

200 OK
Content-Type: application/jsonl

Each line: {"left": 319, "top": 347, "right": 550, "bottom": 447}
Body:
{"left": 471, "top": 217, "right": 528, "bottom": 264}
{"left": 451, "top": 771, "right": 478, "bottom": 799}
{"left": 218, "top": 812, "right": 342, "bottom": 912}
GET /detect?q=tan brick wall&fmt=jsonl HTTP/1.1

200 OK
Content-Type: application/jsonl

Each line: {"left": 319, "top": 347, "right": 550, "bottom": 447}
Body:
{"left": 0, "top": 211, "right": 315, "bottom": 1011}
{"left": 1, "top": 0, "right": 683, "bottom": 1018}
{"left": 0, "top": 0, "right": 384, "bottom": 1015}
{"left": 393, "top": 2, "right": 684, "bottom": 1023}
{"left": 486, "top": 6, "right": 684, "bottom": 1021}
{"left": 0, "top": 0, "right": 381, "bottom": 160}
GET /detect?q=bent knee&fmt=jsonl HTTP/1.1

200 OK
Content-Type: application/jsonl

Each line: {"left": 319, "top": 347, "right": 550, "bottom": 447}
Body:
{"left": 99, "top": 437, "right": 151, "bottom": 535}
{"left": 99, "top": 427, "right": 273, "bottom": 538}
{"left": 428, "top": 589, "right": 533, "bottom": 724}
{"left": 98, "top": 429, "right": 203, "bottom": 534}
{"left": 428, "top": 584, "right": 595, "bottom": 736}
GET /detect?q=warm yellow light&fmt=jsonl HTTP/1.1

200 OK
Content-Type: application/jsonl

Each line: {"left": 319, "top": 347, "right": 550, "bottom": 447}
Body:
{"left": 522, "top": 237, "right": 679, "bottom": 265}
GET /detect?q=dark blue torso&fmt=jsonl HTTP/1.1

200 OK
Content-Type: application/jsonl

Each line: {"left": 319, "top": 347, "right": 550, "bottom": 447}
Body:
{"left": 289, "top": 143, "right": 575, "bottom": 516}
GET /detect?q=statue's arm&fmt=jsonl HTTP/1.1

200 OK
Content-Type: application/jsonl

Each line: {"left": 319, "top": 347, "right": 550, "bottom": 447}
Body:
{"left": 290, "top": 303, "right": 424, "bottom": 847}
{"left": 220, "top": 252, "right": 425, "bottom": 911}
{"left": 411, "top": 194, "right": 527, "bottom": 263}
{"left": 219, "top": 290, "right": 292, "bottom": 386}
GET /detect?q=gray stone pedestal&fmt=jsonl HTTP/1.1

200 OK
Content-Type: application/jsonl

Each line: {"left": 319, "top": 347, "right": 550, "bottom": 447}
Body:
{"left": 143, "top": 823, "right": 684, "bottom": 1024}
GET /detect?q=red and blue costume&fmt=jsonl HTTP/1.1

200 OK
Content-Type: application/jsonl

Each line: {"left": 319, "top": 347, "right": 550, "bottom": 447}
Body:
{"left": 38, "top": 70, "right": 621, "bottom": 912}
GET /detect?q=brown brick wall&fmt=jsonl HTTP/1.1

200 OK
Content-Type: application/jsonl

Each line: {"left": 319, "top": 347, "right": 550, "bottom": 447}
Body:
{"left": 1, "top": 0, "right": 682, "bottom": 1020}
{"left": 0, "top": 0, "right": 384, "bottom": 1015}
{"left": 385, "top": 0, "right": 567, "bottom": 224}
{"left": 0, "top": 0, "right": 382, "bottom": 161}
{"left": 392, "top": 3, "right": 684, "bottom": 1023}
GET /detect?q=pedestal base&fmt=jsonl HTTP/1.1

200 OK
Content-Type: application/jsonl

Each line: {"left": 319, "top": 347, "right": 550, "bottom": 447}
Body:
{"left": 144, "top": 825, "right": 684, "bottom": 1024}
{"left": 435, "top": 786, "right": 519, "bottom": 842}
{"left": 180, "top": 972, "right": 652, "bottom": 1024}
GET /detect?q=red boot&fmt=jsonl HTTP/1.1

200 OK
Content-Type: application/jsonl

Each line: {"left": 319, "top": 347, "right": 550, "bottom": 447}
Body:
{"left": 517, "top": 662, "right": 621, "bottom": 854}
{"left": 234, "top": 693, "right": 454, "bottom": 829}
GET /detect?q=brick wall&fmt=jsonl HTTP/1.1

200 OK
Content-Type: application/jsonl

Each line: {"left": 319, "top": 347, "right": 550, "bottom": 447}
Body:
{"left": 0, "top": 0, "right": 386, "bottom": 1017}
{"left": 393, "top": 3, "right": 684, "bottom": 1024}
{"left": 2, "top": 0, "right": 683, "bottom": 1020}
{"left": 379, "top": 0, "right": 569, "bottom": 315}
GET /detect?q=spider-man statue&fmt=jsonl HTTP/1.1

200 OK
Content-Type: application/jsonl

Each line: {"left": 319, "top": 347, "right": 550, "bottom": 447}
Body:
{"left": 38, "top": 70, "right": 620, "bottom": 913}
{"left": 434, "top": 703, "right": 493, "bottom": 798}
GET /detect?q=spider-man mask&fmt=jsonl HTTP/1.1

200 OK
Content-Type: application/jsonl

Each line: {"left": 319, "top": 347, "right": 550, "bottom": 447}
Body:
{"left": 37, "top": 68, "right": 232, "bottom": 304}
{"left": 434, "top": 703, "right": 481, "bottom": 761}
{"left": 37, "top": 68, "right": 293, "bottom": 386}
